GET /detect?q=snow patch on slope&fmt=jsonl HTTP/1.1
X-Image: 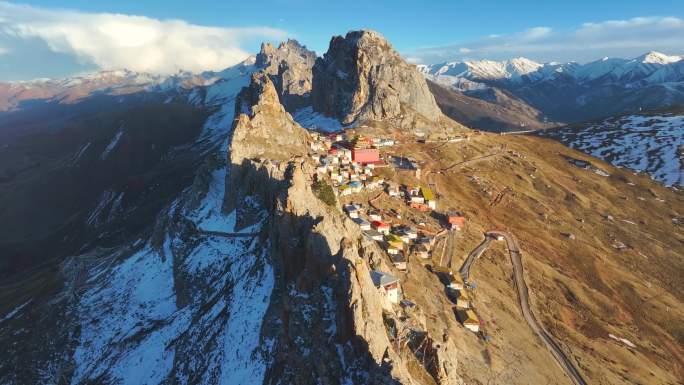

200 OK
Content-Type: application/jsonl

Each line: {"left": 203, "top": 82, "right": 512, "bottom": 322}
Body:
{"left": 540, "top": 114, "right": 684, "bottom": 186}
{"left": 0, "top": 300, "right": 32, "bottom": 324}
{"left": 71, "top": 243, "right": 182, "bottom": 384}
{"left": 72, "top": 181, "right": 274, "bottom": 384}
{"left": 101, "top": 129, "right": 123, "bottom": 160}
{"left": 293, "top": 106, "right": 343, "bottom": 132}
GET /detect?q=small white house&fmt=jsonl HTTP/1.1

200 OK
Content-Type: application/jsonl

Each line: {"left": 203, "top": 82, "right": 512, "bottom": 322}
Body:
{"left": 344, "top": 204, "right": 361, "bottom": 218}
{"left": 448, "top": 275, "right": 464, "bottom": 291}
{"left": 397, "top": 233, "right": 411, "bottom": 244}
{"left": 410, "top": 196, "right": 425, "bottom": 204}
{"left": 390, "top": 252, "right": 407, "bottom": 271}
{"left": 459, "top": 310, "right": 480, "bottom": 333}
{"left": 353, "top": 217, "right": 371, "bottom": 230}
{"left": 363, "top": 229, "right": 384, "bottom": 241}
{"left": 413, "top": 244, "right": 430, "bottom": 259}
{"left": 371, "top": 270, "right": 400, "bottom": 305}
{"left": 338, "top": 186, "right": 352, "bottom": 197}
{"left": 403, "top": 227, "right": 418, "bottom": 239}
{"left": 387, "top": 184, "right": 399, "bottom": 197}
{"left": 456, "top": 291, "right": 471, "bottom": 309}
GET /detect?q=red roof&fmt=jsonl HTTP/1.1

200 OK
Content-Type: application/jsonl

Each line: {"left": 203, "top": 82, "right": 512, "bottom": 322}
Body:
{"left": 352, "top": 148, "right": 380, "bottom": 164}
{"left": 372, "top": 220, "right": 389, "bottom": 228}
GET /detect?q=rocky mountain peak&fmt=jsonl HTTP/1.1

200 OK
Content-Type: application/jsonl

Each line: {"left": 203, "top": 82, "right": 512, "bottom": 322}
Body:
{"left": 637, "top": 51, "right": 682, "bottom": 65}
{"left": 311, "top": 29, "right": 442, "bottom": 128}
{"left": 255, "top": 39, "right": 317, "bottom": 111}
{"left": 230, "top": 71, "right": 308, "bottom": 167}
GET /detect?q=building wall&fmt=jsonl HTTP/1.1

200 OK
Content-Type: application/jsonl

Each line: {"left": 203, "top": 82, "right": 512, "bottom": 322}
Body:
{"left": 387, "top": 287, "right": 399, "bottom": 304}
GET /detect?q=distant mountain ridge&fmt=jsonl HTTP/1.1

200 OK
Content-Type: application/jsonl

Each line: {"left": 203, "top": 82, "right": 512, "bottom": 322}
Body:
{"left": 0, "top": 59, "right": 258, "bottom": 111}
{"left": 419, "top": 51, "right": 683, "bottom": 86}
{"left": 419, "top": 51, "right": 684, "bottom": 123}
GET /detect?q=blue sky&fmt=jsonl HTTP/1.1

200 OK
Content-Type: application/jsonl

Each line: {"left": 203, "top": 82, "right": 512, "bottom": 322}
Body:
{"left": 1, "top": 0, "right": 683, "bottom": 80}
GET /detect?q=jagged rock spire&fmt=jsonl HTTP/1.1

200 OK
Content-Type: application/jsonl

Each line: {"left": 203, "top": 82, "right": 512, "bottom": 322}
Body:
{"left": 255, "top": 39, "right": 317, "bottom": 112}
{"left": 231, "top": 72, "right": 309, "bottom": 162}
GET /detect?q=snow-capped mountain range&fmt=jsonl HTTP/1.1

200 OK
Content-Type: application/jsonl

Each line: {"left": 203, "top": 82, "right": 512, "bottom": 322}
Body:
{"left": 3, "top": 49, "right": 683, "bottom": 124}
{"left": 419, "top": 51, "right": 684, "bottom": 123}
{"left": 418, "top": 51, "right": 683, "bottom": 86}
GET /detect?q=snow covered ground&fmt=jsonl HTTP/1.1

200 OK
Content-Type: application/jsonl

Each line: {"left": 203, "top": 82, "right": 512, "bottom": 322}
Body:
{"left": 72, "top": 194, "right": 274, "bottom": 384}
{"left": 540, "top": 114, "right": 684, "bottom": 186}
{"left": 68, "top": 58, "right": 277, "bottom": 384}
{"left": 293, "top": 106, "right": 343, "bottom": 132}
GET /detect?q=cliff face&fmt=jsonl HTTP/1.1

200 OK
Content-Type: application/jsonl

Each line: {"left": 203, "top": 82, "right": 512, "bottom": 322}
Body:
{"left": 225, "top": 68, "right": 460, "bottom": 384}
{"left": 311, "top": 30, "right": 442, "bottom": 128}
{"left": 230, "top": 72, "right": 309, "bottom": 162}
{"left": 256, "top": 40, "right": 317, "bottom": 112}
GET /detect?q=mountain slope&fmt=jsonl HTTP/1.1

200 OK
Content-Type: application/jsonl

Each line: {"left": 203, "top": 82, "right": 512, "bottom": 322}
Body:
{"left": 538, "top": 108, "right": 684, "bottom": 187}
{"left": 427, "top": 80, "right": 556, "bottom": 131}
{"left": 0, "top": 58, "right": 265, "bottom": 383}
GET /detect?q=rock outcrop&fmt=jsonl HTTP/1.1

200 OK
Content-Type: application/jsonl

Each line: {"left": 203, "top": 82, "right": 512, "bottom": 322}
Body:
{"left": 311, "top": 30, "right": 442, "bottom": 128}
{"left": 224, "top": 66, "right": 449, "bottom": 383}
{"left": 256, "top": 40, "right": 317, "bottom": 112}
{"left": 231, "top": 72, "right": 309, "bottom": 161}
{"left": 225, "top": 71, "right": 309, "bottom": 215}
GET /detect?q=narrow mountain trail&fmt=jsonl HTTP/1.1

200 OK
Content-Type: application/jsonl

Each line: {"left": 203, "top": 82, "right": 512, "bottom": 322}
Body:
{"left": 460, "top": 231, "right": 588, "bottom": 385}
{"left": 199, "top": 231, "right": 260, "bottom": 238}
{"left": 440, "top": 152, "right": 501, "bottom": 173}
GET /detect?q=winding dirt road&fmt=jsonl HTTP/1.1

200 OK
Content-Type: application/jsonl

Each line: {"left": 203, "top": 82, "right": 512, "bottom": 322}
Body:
{"left": 460, "top": 231, "right": 588, "bottom": 385}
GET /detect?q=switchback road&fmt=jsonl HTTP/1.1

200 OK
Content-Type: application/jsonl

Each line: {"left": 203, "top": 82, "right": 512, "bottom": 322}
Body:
{"left": 458, "top": 236, "right": 491, "bottom": 282}
{"left": 460, "top": 231, "right": 588, "bottom": 385}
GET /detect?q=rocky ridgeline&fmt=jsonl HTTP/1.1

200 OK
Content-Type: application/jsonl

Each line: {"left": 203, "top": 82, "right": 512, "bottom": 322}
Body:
{"left": 312, "top": 30, "right": 443, "bottom": 129}
{"left": 225, "top": 67, "right": 460, "bottom": 383}
{"left": 255, "top": 30, "right": 447, "bottom": 131}
{"left": 256, "top": 39, "right": 317, "bottom": 112}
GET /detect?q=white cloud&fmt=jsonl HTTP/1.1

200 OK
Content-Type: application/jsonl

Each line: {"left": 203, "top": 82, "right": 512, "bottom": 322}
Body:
{"left": 406, "top": 16, "right": 684, "bottom": 64}
{"left": 0, "top": 1, "right": 288, "bottom": 75}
